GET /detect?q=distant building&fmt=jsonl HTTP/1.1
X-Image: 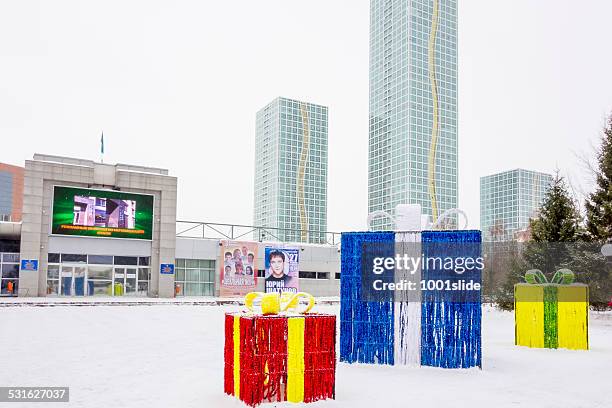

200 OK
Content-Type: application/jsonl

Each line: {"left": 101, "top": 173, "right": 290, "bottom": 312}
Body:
{"left": 480, "top": 169, "right": 553, "bottom": 242}
{"left": 253, "top": 97, "right": 328, "bottom": 244}
{"left": 0, "top": 163, "right": 24, "bottom": 222}
{"left": 368, "top": 0, "right": 458, "bottom": 229}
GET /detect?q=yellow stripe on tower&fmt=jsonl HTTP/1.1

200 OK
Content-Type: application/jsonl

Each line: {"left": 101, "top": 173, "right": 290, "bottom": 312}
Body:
{"left": 233, "top": 315, "right": 241, "bottom": 398}
{"left": 557, "top": 285, "right": 589, "bottom": 350}
{"left": 427, "top": 0, "right": 440, "bottom": 223}
{"left": 286, "top": 317, "right": 305, "bottom": 403}
{"left": 297, "top": 103, "right": 310, "bottom": 242}
{"left": 515, "top": 285, "right": 544, "bottom": 348}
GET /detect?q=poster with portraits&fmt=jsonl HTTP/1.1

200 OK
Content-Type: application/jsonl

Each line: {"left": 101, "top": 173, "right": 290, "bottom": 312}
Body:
{"left": 264, "top": 247, "right": 299, "bottom": 294}
{"left": 219, "top": 240, "right": 257, "bottom": 297}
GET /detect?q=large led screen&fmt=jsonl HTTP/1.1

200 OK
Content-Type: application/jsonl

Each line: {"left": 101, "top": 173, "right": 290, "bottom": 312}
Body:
{"left": 51, "top": 186, "right": 154, "bottom": 240}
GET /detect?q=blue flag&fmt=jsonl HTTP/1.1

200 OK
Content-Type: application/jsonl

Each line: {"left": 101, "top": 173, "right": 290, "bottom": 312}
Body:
{"left": 101, "top": 132, "right": 104, "bottom": 154}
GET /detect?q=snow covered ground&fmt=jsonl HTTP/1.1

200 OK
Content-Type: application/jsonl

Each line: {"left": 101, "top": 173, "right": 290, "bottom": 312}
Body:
{"left": 0, "top": 304, "right": 610, "bottom": 408}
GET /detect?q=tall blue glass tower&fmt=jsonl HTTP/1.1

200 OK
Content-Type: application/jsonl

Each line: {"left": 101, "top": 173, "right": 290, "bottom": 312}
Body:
{"left": 368, "top": 0, "right": 458, "bottom": 229}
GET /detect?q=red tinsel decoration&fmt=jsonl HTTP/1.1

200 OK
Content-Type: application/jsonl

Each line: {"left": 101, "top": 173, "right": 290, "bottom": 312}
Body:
{"left": 224, "top": 313, "right": 336, "bottom": 407}
{"left": 240, "top": 316, "right": 288, "bottom": 407}
{"left": 304, "top": 314, "right": 336, "bottom": 403}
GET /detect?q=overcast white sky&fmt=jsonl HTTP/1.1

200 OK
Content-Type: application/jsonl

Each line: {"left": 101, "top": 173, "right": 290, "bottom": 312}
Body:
{"left": 1, "top": 0, "right": 612, "bottom": 231}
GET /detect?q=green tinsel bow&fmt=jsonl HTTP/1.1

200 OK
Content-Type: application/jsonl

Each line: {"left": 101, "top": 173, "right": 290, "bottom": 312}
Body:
{"left": 524, "top": 269, "right": 575, "bottom": 284}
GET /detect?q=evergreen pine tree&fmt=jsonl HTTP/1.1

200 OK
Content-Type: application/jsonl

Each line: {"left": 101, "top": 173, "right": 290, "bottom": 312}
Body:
{"left": 531, "top": 172, "right": 581, "bottom": 242}
{"left": 585, "top": 115, "right": 612, "bottom": 240}
{"left": 524, "top": 172, "right": 582, "bottom": 273}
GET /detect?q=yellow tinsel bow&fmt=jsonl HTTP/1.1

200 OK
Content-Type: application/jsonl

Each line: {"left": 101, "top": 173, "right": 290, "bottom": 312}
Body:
{"left": 244, "top": 292, "right": 315, "bottom": 315}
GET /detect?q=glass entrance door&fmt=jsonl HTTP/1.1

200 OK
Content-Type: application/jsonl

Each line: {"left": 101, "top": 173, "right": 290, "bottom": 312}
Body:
{"left": 113, "top": 268, "right": 125, "bottom": 296}
{"left": 60, "top": 266, "right": 73, "bottom": 296}
{"left": 60, "top": 265, "right": 87, "bottom": 296}
{"left": 125, "top": 268, "right": 137, "bottom": 295}
{"left": 113, "top": 267, "right": 138, "bottom": 296}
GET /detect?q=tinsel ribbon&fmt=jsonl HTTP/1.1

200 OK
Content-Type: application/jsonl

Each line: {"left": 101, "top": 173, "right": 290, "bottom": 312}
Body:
{"left": 395, "top": 232, "right": 422, "bottom": 367}
{"left": 543, "top": 285, "right": 558, "bottom": 349}
{"left": 515, "top": 284, "right": 589, "bottom": 350}
{"left": 224, "top": 313, "right": 336, "bottom": 406}
{"left": 287, "top": 317, "right": 305, "bottom": 402}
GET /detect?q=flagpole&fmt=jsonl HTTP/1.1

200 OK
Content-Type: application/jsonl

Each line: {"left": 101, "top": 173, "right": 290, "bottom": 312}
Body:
{"left": 100, "top": 131, "right": 104, "bottom": 163}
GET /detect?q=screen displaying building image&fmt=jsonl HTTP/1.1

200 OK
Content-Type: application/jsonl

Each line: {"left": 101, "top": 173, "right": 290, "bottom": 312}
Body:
{"left": 73, "top": 196, "right": 136, "bottom": 229}
{"left": 52, "top": 186, "right": 153, "bottom": 240}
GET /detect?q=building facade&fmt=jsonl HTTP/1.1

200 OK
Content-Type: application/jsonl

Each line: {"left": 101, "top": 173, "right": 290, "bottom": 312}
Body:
{"left": 253, "top": 97, "right": 328, "bottom": 244}
{"left": 368, "top": 0, "right": 458, "bottom": 229}
{"left": 0, "top": 154, "right": 340, "bottom": 298}
{"left": 18, "top": 154, "right": 178, "bottom": 297}
{"left": 0, "top": 163, "right": 24, "bottom": 222}
{"left": 175, "top": 238, "right": 340, "bottom": 297}
{"left": 480, "top": 169, "right": 553, "bottom": 242}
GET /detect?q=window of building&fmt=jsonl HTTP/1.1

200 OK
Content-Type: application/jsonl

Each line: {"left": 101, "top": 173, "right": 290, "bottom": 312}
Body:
{"left": 114, "top": 256, "right": 138, "bottom": 266}
{"left": 298, "top": 271, "right": 332, "bottom": 280}
{"left": 88, "top": 255, "right": 114, "bottom": 265}
{"left": 86, "top": 265, "right": 113, "bottom": 296}
{"left": 0, "top": 252, "right": 19, "bottom": 296}
{"left": 174, "top": 259, "right": 215, "bottom": 297}
{"left": 61, "top": 254, "right": 87, "bottom": 263}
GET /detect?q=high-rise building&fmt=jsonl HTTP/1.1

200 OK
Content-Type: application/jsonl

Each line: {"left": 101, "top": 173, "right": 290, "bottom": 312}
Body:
{"left": 480, "top": 169, "right": 553, "bottom": 242}
{"left": 0, "top": 163, "right": 24, "bottom": 222}
{"left": 253, "top": 97, "right": 328, "bottom": 244}
{"left": 368, "top": 0, "right": 458, "bottom": 229}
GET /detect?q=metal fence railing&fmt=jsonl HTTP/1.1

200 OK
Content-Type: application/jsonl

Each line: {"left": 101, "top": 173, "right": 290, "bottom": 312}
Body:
{"left": 176, "top": 221, "right": 341, "bottom": 246}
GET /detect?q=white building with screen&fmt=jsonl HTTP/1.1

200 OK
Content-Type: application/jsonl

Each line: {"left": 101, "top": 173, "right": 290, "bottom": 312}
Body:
{"left": 18, "top": 154, "right": 177, "bottom": 298}
{"left": 0, "top": 154, "right": 340, "bottom": 298}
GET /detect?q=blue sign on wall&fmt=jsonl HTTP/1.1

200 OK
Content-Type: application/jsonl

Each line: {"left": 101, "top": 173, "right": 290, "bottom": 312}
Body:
{"left": 20, "top": 259, "right": 39, "bottom": 272}
{"left": 160, "top": 264, "right": 175, "bottom": 275}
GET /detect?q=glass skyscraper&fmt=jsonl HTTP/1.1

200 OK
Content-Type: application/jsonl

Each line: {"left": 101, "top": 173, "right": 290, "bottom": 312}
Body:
{"left": 253, "top": 97, "right": 328, "bottom": 244}
{"left": 480, "top": 169, "right": 553, "bottom": 242}
{"left": 368, "top": 0, "right": 458, "bottom": 230}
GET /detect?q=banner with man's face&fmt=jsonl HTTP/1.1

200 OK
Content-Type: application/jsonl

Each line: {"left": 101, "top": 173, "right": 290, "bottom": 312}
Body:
{"left": 264, "top": 247, "right": 299, "bottom": 294}
{"left": 219, "top": 240, "right": 257, "bottom": 297}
